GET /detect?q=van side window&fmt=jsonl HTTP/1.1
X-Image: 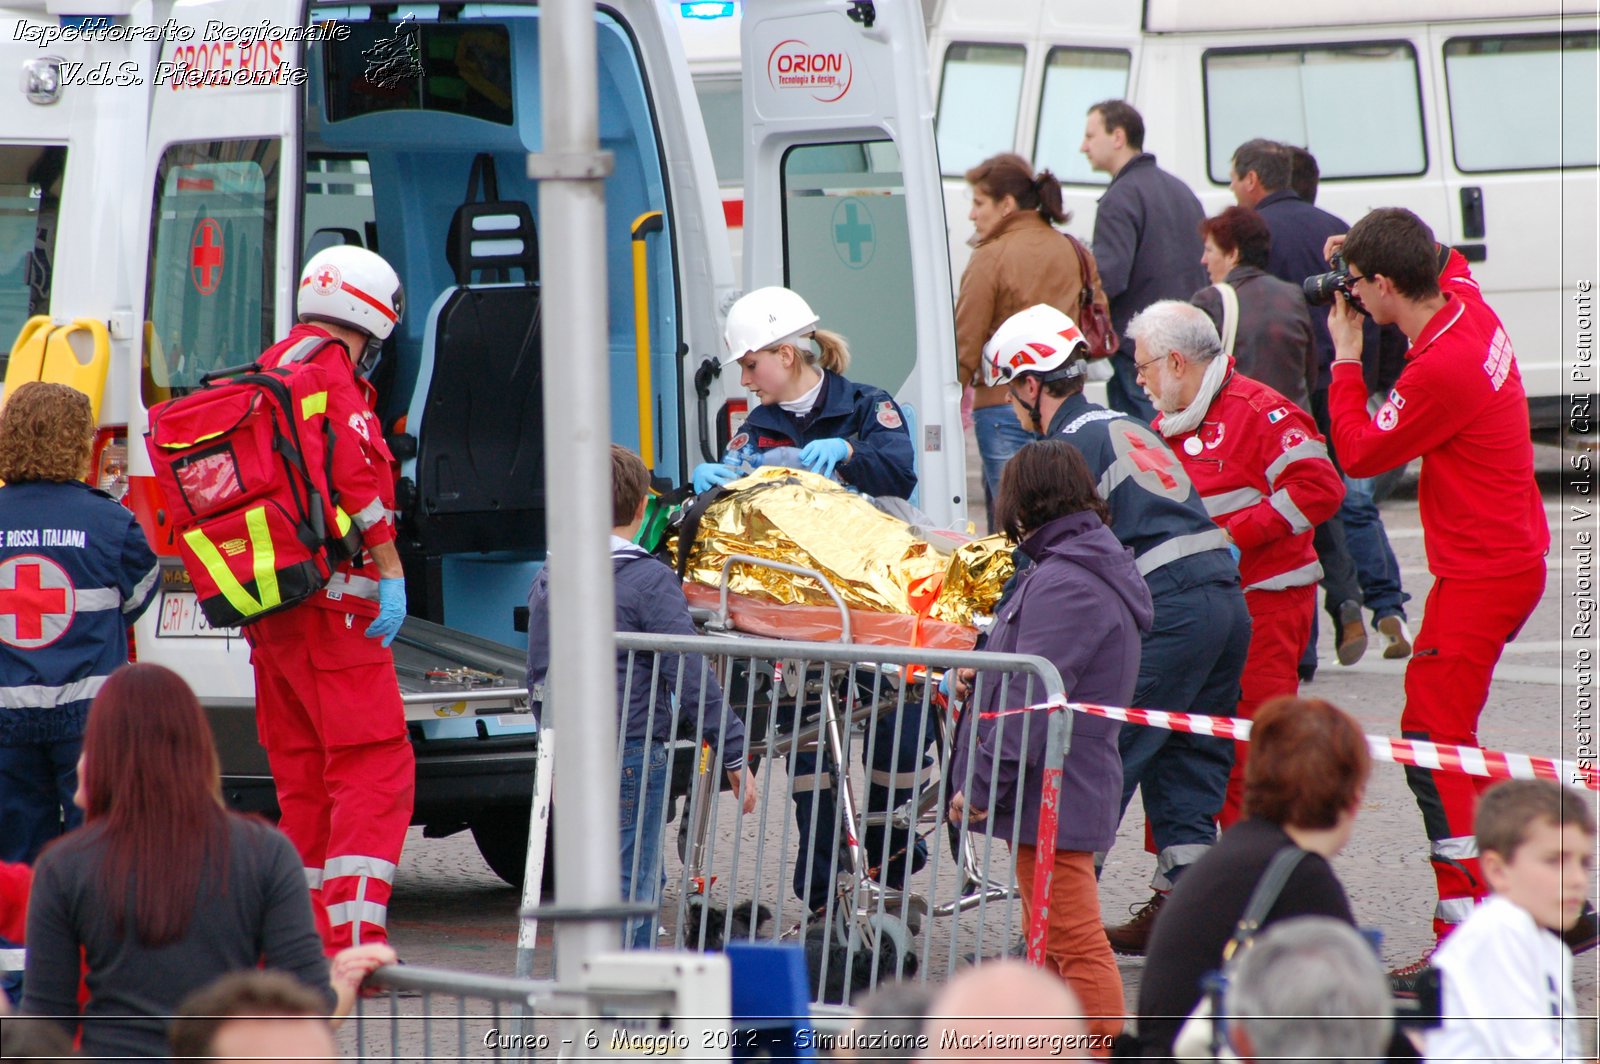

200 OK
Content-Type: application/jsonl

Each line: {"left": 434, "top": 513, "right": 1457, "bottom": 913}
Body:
{"left": 693, "top": 76, "right": 745, "bottom": 187}
{"left": 781, "top": 140, "right": 916, "bottom": 397}
{"left": 1444, "top": 32, "right": 1598, "bottom": 172}
{"left": 0, "top": 145, "right": 66, "bottom": 375}
{"left": 936, "top": 43, "right": 1026, "bottom": 178}
{"left": 1203, "top": 43, "right": 1426, "bottom": 183}
{"left": 142, "top": 140, "right": 280, "bottom": 407}
{"left": 1034, "top": 47, "right": 1131, "bottom": 186}
{"left": 305, "top": 154, "right": 376, "bottom": 255}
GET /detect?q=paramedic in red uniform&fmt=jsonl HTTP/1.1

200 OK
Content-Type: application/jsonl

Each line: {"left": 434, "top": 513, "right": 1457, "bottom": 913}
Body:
{"left": 248, "top": 246, "right": 413, "bottom": 952}
{"left": 1323, "top": 209, "right": 1550, "bottom": 973}
{"left": 1126, "top": 300, "right": 1344, "bottom": 828}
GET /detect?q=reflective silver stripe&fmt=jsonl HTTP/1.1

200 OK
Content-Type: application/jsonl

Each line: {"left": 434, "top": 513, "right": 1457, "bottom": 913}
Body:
{"left": 1436, "top": 896, "right": 1479, "bottom": 925}
{"left": 1097, "top": 455, "right": 1143, "bottom": 498}
{"left": 1244, "top": 560, "right": 1323, "bottom": 592}
{"left": 869, "top": 768, "right": 923, "bottom": 788}
{"left": 325, "top": 899, "right": 389, "bottom": 929}
{"left": 1264, "top": 440, "right": 1330, "bottom": 486}
{"left": 1432, "top": 836, "right": 1479, "bottom": 861}
{"left": 350, "top": 497, "right": 387, "bottom": 532}
{"left": 325, "top": 855, "right": 398, "bottom": 882}
{"left": 124, "top": 562, "right": 160, "bottom": 613}
{"left": 1135, "top": 528, "right": 1232, "bottom": 576}
{"left": 304, "top": 867, "right": 324, "bottom": 889}
{"left": 0, "top": 947, "right": 24, "bottom": 972}
{"left": 278, "top": 336, "right": 326, "bottom": 365}
{"left": 1201, "top": 486, "right": 1263, "bottom": 518}
{"left": 1268, "top": 488, "right": 1314, "bottom": 534}
{"left": 323, "top": 572, "right": 380, "bottom": 601}
{"left": 74, "top": 588, "right": 124, "bottom": 611}
{"left": 788, "top": 772, "right": 832, "bottom": 791}
{"left": 1152, "top": 842, "right": 1214, "bottom": 892}
{"left": 0, "top": 674, "right": 108, "bottom": 708}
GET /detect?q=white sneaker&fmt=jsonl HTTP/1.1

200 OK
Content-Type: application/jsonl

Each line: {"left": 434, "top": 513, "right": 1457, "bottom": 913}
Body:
{"left": 1377, "top": 615, "right": 1413, "bottom": 659}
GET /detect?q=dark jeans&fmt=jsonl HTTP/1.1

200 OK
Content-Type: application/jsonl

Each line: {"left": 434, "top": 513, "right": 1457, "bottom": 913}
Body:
{"left": 1116, "top": 558, "right": 1252, "bottom": 890}
{"left": 1105, "top": 351, "right": 1157, "bottom": 424}
{"left": 1342, "top": 472, "right": 1409, "bottom": 621}
{"left": 0, "top": 736, "right": 83, "bottom": 864}
{"left": 973, "top": 405, "right": 1036, "bottom": 529}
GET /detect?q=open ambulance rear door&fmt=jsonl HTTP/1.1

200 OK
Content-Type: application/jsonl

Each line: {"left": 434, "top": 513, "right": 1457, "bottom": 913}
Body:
{"left": 741, "top": 0, "right": 966, "bottom": 529}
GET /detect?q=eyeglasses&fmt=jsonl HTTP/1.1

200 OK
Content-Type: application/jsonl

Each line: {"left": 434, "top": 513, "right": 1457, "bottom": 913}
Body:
{"left": 1133, "top": 353, "right": 1167, "bottom": 375}
{"left": 1347, "top": 270, "right": 1379, "bottom": 287}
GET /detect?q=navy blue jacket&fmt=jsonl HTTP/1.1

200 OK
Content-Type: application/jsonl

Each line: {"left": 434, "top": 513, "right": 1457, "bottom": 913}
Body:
{"left": 948, "top": 511, "right": 1153, "bottom": 853}
{"left": 1045, "top": 393, "right": 1235, "bottom": 587}
{"left": 0, "top": 480, "right": 159, "bottom": 745}
{"left": 726, "top": 370, "right": 916, "bottom": 500}
{"left": 1090, "top": 153, "right": 1208, "bottom": 350}
{"left": 525, "top": 542, "right": 746, "bottom": 771}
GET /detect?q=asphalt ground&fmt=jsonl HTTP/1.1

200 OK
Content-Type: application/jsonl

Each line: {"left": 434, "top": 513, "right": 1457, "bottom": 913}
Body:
{"left": 343, "top": 437, "right": 1599, "bottom": 1060}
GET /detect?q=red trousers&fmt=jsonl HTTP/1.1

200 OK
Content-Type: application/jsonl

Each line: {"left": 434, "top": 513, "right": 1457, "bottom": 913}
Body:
{"left": 250, "top": 606, "right": 415, "bottom": 951}
{"left": 1014, "top": 845, "right": 1124, "bottom": 1053}
{"left": 1219, "top": 584, "right": 1315, "bottom": 828}
{"left": 1401, "top": 563, "right": 1545, "bottom": 938}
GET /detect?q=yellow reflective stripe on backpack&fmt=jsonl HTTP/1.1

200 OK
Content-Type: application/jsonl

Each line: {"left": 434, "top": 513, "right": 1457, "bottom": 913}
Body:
{"left": 301, "top": 390, "right": 328, "bottom": 419}
{"left": 182, "top": 506, "right": 282, "bottom": 617}
{"left": 334, "top": 506, "right": 352, "bottom": 537}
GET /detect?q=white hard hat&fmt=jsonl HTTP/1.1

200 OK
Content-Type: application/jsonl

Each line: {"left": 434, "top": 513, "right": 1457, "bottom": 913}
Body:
{"left": 297, "top": 246, "right": 405, "bottom": 341}
{"left": 722, "top": 286, "right": 819, "bottom": 366}
{"left": 981, "top": 304, "right": 1089, "bottom": 388}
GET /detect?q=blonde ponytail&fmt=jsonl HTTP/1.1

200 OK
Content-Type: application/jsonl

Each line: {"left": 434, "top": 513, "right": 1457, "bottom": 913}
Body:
{"left": 810, "top": 328, "right": 852, "bottom": 375}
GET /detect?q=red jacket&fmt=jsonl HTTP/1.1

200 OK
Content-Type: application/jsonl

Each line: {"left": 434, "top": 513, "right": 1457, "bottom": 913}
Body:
{"left": 1328, "top": 257, "right": 1548, "bottom": 579}
{"left": 1157, "top": 361, "right": 1345, "bottom": 592}
{"left": 260, "top": 324, "right": 398, "bottom": 617}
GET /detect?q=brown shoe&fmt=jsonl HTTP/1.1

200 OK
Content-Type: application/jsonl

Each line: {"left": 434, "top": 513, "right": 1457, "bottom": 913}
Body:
{"left": 1377, "top": 615, "right": 1413, "bottom": 659}
{"left": 1104, "top": 892, "right": 1165, "bottom": 956}
{"left": 1335, "top": 600, "right": 1368, "bottom": 666}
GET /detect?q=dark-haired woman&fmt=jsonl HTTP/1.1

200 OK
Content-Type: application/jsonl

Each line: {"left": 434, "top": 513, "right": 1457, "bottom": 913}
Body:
{"left": 21, "top": 664, "right": 388, "bottom": 1058}
{"left": 1137, "top": 695, "right": 1372, "bottom": 1062}
{"left": 946, "top": 439, "right": 1152, "bottom": 1051}
{"left": 955, "top": 153, "right": 1109, "bottom": 528}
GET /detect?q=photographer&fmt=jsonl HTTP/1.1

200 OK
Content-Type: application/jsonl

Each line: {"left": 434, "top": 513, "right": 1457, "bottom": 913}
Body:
{"left": 1324, "top": 208, "right": 1550, "bottom": 984}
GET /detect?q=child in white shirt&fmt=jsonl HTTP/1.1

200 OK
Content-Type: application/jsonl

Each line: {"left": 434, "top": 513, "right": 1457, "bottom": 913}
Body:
{"left": 1426, "top": 779, "right": 1596, "bottom": 1063}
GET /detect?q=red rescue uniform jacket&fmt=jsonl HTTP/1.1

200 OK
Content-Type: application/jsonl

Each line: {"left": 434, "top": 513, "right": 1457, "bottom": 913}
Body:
{"left": 1328, "top": 254, "right": 1549, "bottom": 579}
{"left": 259, "top": 323, "right": 398, "bottom": 618}
{"left": 1157, "top": 360, "right": 1345, "bottom": 592}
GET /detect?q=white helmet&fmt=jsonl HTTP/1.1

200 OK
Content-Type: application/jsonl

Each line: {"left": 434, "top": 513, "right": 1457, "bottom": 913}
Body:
{"left": 981, "top": 304, "right": 1089, "bottom": 388}
{"left": 297, "top": 246, "right": 405, "bottom": 341}
{"left": 722, "top": 286, "right": 819, "bottom": 366}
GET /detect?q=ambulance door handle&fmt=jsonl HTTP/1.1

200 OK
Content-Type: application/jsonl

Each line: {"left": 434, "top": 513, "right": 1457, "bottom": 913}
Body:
{"left": 1459, "top": 186, "right": 1485, "bottom": 240}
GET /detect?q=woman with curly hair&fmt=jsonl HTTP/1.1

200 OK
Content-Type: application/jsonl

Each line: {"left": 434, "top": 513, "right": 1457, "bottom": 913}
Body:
{"left": 0, "top": 382, "right": 158, "bottom": 863}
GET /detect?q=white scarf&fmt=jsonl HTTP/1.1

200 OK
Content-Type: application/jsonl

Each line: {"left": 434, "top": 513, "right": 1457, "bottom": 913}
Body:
{"left": 1157, "top": 355, "right": 1231, "bottom": 439}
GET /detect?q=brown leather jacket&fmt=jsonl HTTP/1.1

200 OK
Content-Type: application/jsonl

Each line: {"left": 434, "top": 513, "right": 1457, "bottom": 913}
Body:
{"left": 955, "top": 211, "right": 1111, "bottom": 409}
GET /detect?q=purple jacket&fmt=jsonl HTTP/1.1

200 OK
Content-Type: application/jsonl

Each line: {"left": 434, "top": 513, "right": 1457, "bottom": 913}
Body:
{"left": 948, "top": 511, "right": 1153, "bottom": 853}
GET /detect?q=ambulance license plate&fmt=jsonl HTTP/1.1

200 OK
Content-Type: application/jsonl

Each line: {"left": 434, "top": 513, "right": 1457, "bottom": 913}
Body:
{"left": 156, "top": 591, "right": 239, "bottom": 638}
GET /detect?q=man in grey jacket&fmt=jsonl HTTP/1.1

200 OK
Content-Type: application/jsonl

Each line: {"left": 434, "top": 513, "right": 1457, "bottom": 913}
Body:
{"left": 1081, "top": 99, "right": 1207, "bottom": 422}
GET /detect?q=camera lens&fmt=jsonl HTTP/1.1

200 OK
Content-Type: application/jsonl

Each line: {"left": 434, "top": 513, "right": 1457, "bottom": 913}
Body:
{"left": 1303, "top": 272, "right": 1340, "bottom": 306}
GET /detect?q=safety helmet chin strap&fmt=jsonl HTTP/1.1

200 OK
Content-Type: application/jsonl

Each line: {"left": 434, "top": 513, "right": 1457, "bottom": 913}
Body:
{"left": 356, "top": 336, "right": 384, "bottom": 378}
{"left": 1010, "top": 379, "right": 1046, "bottom": 435}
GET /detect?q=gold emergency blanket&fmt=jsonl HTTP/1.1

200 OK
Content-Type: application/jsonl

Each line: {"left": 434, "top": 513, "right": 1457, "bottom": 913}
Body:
{"left": 672, "top": 467, "right": 948, "bottom": 614}
{"left": 930, "top": 534, "right": 1016, "bottom": 627}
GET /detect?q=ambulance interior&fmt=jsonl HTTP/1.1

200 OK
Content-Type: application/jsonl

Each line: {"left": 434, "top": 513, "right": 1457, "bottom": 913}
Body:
{"left": 294, "top": 8, "right": 678, "bottom": 648}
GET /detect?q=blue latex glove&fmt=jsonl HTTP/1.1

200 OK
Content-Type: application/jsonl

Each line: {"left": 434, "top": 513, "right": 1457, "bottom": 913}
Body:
{"left": 363, "top": 577, "right": 407, "bottom": 648}
{"left": 693, "top": 462, "right": 739, "bottom": 494}
{"left": 1227, "top": 544, "right": 1241, "bottom": 564}
{"left": 799, "top": 438, "right": 851, "bottom": 479}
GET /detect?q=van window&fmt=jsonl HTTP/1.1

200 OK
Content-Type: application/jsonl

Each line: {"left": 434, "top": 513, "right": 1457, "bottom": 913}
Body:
{"left": 304, "top": 154, "right": 376, "bottom": 255}
{"left": 693, "top": 75, "right": 744, "bottom": 187}
{"left": 142, "top": 140, "right": 280, "bottom": 406}
{"left": 321, "top": 21, "right": 513, "bottom": 126}
{"left": 782, "top": 140, "right": 915, "bottom": 396}
{"left": 1034, "top": 48, "right": 1131, "bottom": 186}
{"left": 1444, "top": 32, "right": 1598, "bottom": 172}
{"left": 1203, "top": 44, "right": 1426, "bottom": 183}
{"left": 0, "top": 145, "right": 66, "bottom": 374}
{"left": 936, "top": 43, "right": 1025, "bottom": 179}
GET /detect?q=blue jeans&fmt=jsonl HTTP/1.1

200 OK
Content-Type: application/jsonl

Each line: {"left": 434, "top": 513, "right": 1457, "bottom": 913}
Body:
{"left": 973, "top": 404, "right": 1036, "bottom": 527}
{"left": 0, "top": 737, "right": 84, "bottom": 864}
{"left": 1116, "top": 563, "right": 1252, "bottom": 891}
{"left": 1104, "top": 351, "right": 1157, "bottom": 424}
{"left": 618, "top": 741, "right": 669, "bottom": 949}
{"left": 1341, "top": 473, "right": 1409, "bottom": 621}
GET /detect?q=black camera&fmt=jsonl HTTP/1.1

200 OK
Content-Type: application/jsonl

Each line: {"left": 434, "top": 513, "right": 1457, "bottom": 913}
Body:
{"left": 1303, "top": 250, "right": 1359, "bottom": 308}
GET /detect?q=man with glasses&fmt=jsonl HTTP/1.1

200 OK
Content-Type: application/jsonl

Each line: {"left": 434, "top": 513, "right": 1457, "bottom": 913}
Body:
{"left": 1324, "top": 208, "right": 1552, "bottom": 981}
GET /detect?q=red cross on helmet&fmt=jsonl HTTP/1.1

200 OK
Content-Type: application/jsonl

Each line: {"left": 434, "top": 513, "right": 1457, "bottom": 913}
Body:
{"left": 981, "top": 304, "right": 1090, "bottom": 388}
{"left": 297, "top": 246, "right": 405, "bottom": 341}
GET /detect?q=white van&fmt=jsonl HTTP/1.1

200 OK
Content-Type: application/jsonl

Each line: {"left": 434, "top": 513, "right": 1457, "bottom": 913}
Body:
{"left": 928, "top": 0, "right": 1597, "bottom": 428}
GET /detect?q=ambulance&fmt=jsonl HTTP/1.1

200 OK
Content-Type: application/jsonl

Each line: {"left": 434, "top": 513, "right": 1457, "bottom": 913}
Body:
{"left": 0, "top": 0, "right": 963, "bottom": 881}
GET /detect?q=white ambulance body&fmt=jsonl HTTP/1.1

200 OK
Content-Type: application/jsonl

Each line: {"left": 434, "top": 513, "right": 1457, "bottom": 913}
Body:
{"left": 0, "top": 0, "right": 963, "bottom": 874}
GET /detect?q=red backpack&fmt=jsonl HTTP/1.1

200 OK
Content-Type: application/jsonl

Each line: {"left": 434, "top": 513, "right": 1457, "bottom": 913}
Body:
{"left": 144, "top": 337, "right": 363, "bottom": 627}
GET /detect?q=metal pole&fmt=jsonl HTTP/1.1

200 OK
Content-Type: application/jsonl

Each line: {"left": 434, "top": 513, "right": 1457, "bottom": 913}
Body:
{"left": 529, "top": 0, "right": 620, "bottom": 977}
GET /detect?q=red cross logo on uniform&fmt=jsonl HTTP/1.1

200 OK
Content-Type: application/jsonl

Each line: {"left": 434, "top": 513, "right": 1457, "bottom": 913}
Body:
{"left": 1123, "top": 430, "right": 1178, "bottom": 490}
{"left": 190, "top": 217, "right": 224, "bottom": 296}
{"left": 0, "top": 555, "right": 77, "bottom": 649}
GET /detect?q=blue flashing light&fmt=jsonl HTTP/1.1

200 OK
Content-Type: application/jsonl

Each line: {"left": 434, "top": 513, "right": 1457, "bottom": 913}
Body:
{"left": 679, "top": 2, "right": 736, "bottom": 20}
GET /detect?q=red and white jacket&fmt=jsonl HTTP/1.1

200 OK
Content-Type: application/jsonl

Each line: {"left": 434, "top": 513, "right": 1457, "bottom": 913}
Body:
{"left": 1157, "top": 361, "right": 1345, "bottom": 593}
{"left": 1329, "top": 254, "right": 1548, "bottom": 580}
{"left": 260, "top": 323, "right": 398, "bottom": 618}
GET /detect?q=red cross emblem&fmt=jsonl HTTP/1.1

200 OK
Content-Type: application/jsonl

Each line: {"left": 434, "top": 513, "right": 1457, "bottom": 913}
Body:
{"left": 190, "top": 217, "right": 224, "bottom": 296}
{"left": 310, "top": 265, "right": 342, "bottom": 295}
{"left": 1123, "top": 430, "right": 1178, "bottom": 490}
{"left": 0, "top": 555, "right": 77, "bottom": 649}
